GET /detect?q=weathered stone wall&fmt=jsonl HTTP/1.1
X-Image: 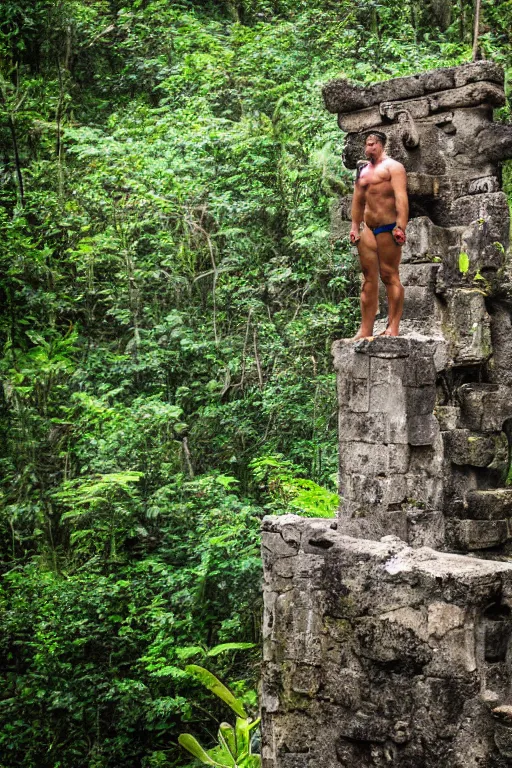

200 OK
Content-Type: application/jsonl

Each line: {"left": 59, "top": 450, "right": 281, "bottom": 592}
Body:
{"left": 262, "top": 517, "right": 512, "bottom": 768}
{"left": 262, "top": 60, "right": 512, "bottom": 768}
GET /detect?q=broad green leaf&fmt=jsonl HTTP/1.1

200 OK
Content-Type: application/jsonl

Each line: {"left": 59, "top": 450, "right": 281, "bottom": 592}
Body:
{"left": 235, "top": 716, "right": 250, "bottom": 757}
{"left": 208, "top": 642, "right": 256, "bottom": 657}
{"left": 178, "top": 734, "right": 219, "bottom": 765}
{"left": 218, "top": 723, "right": 237, "bottom": 759}
{"left": 209, "top": 744, "right": 236, "bottom": 767}
{"left": 185, "top": 665, "right": 248, "bottom": 718}
{"left": 176, "top": 645, "right": 205, "bottom": 660}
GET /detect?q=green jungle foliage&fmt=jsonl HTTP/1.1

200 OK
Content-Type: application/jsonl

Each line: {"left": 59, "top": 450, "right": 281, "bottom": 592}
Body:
{"left": 0, "top": 0, "right": 511, "bottom": 765}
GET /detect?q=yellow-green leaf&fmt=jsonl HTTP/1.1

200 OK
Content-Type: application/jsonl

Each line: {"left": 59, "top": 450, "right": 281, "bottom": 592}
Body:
{"left": 459, "top": 252, "right": 470, "bottom": 273}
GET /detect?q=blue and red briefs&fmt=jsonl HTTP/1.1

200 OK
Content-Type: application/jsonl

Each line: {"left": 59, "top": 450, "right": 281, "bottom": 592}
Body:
{"left": 368, "top": 222, "right": 396, "bottom": 236}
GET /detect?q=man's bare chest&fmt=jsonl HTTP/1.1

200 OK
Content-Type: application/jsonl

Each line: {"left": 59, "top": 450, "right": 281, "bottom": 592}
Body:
{"left": 360, "top": 166, "right": 392, "bottom": 190}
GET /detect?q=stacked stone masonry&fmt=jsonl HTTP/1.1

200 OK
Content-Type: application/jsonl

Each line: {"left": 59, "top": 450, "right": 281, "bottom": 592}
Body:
{"left": 262, "top": 519, "right": 512, "bottom": 768}
{"left": 262, "top": 61, "right": 512, "bottom": 768}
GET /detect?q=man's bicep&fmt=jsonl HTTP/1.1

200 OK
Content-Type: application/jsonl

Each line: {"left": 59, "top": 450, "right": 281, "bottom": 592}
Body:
{"left": 390, "top": 164, "right": 407, "bottom": 196}
{"left": 352, "top": 181, "right": 365, "bottom": 205}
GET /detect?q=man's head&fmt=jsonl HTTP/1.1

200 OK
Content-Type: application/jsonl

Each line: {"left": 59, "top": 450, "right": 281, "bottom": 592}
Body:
{"left": 364, "top": 131, "right": 386, "bottom": 164}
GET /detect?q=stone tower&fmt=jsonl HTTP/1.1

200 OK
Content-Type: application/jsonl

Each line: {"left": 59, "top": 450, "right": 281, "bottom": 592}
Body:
{"left": 261, "top": 62, "right": 512, "bottom": 767}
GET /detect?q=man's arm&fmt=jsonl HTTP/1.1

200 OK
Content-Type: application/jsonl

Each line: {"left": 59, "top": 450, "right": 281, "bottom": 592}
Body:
{"left": 350, "top": 180, "right": 365, "bottom": 244}
{"left": 390, "top": 162, "right": 409, "bottom": 232}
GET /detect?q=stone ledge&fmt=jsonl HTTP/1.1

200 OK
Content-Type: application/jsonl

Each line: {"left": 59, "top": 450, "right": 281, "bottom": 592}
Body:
{"left": 261, "top": 516, "right": 512, "bottom": 582}
{"left": 322, "top": 61, "right": 504, "bottom": 114}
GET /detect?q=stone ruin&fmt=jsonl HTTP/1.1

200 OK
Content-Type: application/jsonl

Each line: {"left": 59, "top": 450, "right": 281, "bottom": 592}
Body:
{"left": 261, "top": 62, "right": 512, "bottom": 767}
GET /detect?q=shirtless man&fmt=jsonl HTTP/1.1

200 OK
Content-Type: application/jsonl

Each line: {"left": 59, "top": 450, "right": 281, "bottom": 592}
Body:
{"left": 349, "top": 131, "right": 409, "bottom": 338}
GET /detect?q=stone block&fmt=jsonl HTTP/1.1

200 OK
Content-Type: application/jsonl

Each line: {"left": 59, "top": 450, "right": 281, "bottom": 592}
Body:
{"left": 453, "top": 60, "right": 504, "bottom": 87}
{"left": 401, "top": 217, "right": 455, "bottom": 264}
{"left": 356, "top": 614, "right": 433, "bottom": 667}
{"left": 406, "top": 475, "right": 443, "bottom": 510}
{"left": 336, "top": 710, "right": 392, "bottom": 742}
{"left": 477, "top": 123, "right": 512, "bottom": 164}
{"left": 494, "top": 723, "right": 512, "bottom": 758}
{"left": 425, "top": 624, "right": 478, "bottom": 678}
{"left": 435, "top": 405, "right": 461, "bottom": 431}
{"left": 349, "top": 377, "right": 369, "bottom": 412}
{"left": 338, "top": 411, "right": 389, "bottom": 443}
{"left": 488, "top": 306, "right": 512, "bottom": 388}
{"left": 408, "top": 434, "right": 443, "bottom": 475}
{"left": 290, "top": 663, "right": 321, "bottom": 697}
{"left": 351, "top": 349, "right": 370, "bottom": 378}
{"left": 400, "top": 263, "right": 440, "bottom": 288}
{"left": 369, "top": 381, "right": 406, "bottom": 414}
{"left": 356, "top": 335, "right": 412, "bottom": 358}
{"left": 388, "top": 409, "right": 409, "bottom": 443}
{"left": 422, "top": 68, "right": 456, "bottom": 92}
{"left": 408, "top": 414, "right": 438, "bottom": 446}
{"left": 262, "top": 531, "right": 300, "bottom": 557}
{"left": 369, "top": 356, "right": 405, "bottom": 385}
{"left": 323, "top": 61, "right": 503, "bottom": 115}
{"left": 335, "top": 374, "right": 350, "bottom": 407}
{"left": 427, "top": 601, "right": 465, "bottom": 637}
{"left": 380, "top": 96, "right": 431, "bottom": 120}
{"left": 406, "top": 508, "right": 445, "bottom": 548}
{"left": 406, "top": 385, "right": 436, "bottom": 416}
{"left": 389, "top": 444, "right": 411, "bottom": 473}
{"left": 346, "top": 473, "right": 408, "bottom": 508}
{"left": 409, "top": 351, "right": 437, "bottom": 387}
{"left": 321, "top": 666, "right": 367, "bottom": 708}
{"left": 457, "top": 383, "right": 500, "bottom": 431}
{"left": 384, "top": 509, "right": 409, "bottom": 540}
{"left": 451, "top": 192, "right": 510, "bottom": 240}
{"left": 430, "top": 81, "right": 505, "bottom": 112}
{"left": 340, "top": 441, "right": 389, "bottom": 475}
{"left": 444, "top": 429, "right": 498, "bottom": 467}
{"left": 444, "top": 288, "right": 492, "bottom": 366}
{"left": 337, "top": 105, "right": 382, "bottom": 133}
{"left": 422, "top": 678, "right": 479, "bottom": 739}
{"left": 447, "top": 519, "right": 509, "bottom": 550}
{"left": 466, "top": 489, "right": 512, "bottom": 520}
{"left": 402, "top": 285, "right": 437, "bottom": 320}
{"left": 479, "top": 388, "right": 512, "bottom": 433}
{"left": 460, "top": 219, "right": 508, "bottom": 272}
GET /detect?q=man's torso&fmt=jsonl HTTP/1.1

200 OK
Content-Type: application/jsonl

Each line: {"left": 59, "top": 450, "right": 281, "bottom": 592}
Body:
{"left": 358, "top": 158, "right": 401, "bottom": 228}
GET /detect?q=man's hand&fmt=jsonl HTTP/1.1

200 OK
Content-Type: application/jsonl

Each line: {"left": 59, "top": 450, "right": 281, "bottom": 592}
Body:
{"left": 350, "top": 228, "right": 361, "bottom": 245}
{"left": 392, "top": 226, "right": 406, "bottom": 245}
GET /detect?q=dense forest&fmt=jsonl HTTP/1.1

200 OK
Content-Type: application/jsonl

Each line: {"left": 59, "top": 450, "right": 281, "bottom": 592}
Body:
{"left": 0, "top": 0, "right": 511, "bottom": 765}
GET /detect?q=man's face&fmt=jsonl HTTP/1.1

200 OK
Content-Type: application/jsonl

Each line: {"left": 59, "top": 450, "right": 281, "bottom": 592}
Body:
{"left": 365, "top": 136, "right": 383, "bottom": 164}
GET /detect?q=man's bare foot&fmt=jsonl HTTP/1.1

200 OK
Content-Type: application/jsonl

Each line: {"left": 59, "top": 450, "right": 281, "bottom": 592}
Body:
{"left": 351, "top": 332, "right": 374, "bottom": 341}
{"left": 378, "top": 327, "right": 399, "bottom": 337}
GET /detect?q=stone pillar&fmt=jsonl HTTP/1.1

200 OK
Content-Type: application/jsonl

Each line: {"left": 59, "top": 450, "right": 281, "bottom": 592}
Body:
{"left": 333, "top": 336, "right": 444, "bottom": 547}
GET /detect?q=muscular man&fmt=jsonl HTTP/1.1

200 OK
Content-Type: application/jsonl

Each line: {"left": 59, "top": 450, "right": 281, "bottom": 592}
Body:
{"left": 349, "top": 131, "right": 409, "bottom": 338}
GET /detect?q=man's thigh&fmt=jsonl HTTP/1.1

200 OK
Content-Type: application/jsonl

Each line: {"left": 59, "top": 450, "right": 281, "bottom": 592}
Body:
{"left": 358, "top": 226, "right": 379, "bottom": 276}
{"left": 375, "top": 231, "right": 402, "bottom": 273}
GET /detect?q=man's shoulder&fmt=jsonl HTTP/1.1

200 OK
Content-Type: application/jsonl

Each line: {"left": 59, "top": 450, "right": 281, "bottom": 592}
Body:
{"left": 385, "top": 157, "right": 406, "bottom": 174}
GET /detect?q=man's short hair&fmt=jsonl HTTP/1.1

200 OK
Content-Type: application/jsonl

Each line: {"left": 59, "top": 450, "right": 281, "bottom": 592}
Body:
{"left": 364, "top": 130, "right": 387, "bottom": 146}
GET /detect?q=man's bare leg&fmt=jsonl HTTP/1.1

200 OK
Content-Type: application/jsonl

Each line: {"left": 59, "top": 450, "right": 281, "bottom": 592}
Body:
{"left": 353, "top": 226, "right": 380, "bottom": 339}
{"left": 376, "top": 232, "right": 404, "bottom": 336}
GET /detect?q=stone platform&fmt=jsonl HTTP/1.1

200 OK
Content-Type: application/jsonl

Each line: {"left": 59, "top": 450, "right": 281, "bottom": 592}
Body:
{"left": 262, "top": 517, "right": 512, "bottom": 768}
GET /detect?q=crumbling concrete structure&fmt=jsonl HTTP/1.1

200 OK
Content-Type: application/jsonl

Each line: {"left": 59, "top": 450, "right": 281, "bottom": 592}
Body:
{"left": 261, "top": 61, "right": 512, "bottom": 767}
